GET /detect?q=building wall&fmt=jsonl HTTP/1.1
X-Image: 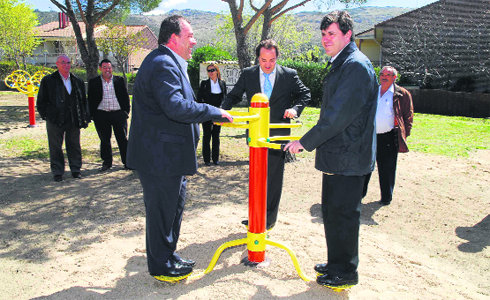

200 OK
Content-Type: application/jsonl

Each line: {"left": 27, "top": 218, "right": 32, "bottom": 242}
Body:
{"left": 379, "top": 0, "right": 490, "bottom": 92}
{"left": 357, "top": 39, "right": 381, "bottom": 66}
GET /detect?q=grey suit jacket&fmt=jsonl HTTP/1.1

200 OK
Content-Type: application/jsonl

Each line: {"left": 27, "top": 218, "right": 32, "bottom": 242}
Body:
{"left": 222, "top": 64, "right": 310, "bottom": 136}
{"left": 126, "top": 45, "right": 223, "bottom": 176}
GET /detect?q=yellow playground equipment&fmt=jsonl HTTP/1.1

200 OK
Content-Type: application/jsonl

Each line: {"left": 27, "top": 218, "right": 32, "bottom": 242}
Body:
{"left": 4, "top": 69, "right": 51, "bottom": 127}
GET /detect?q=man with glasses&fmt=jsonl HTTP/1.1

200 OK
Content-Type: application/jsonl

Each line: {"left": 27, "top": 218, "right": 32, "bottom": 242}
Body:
{"left": 37, "top": 54, "right": 90, "bottom": 182}
{"left": 222, "top": 39, "right": 311, "bottom": 231}
{"left": 363, "top": 66, "right": 414, "bottom": 205}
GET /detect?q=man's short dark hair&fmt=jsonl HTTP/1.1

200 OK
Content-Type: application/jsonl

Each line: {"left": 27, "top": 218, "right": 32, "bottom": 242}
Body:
{"left": 320, "top": 10, "right": 355, "bottom": 41}
{"left": 99, "top": 58, "right": 112, "bottom": 66}
{"left": 158, "top": 15, "right": 188, "bottom": 45}
{"left": 255, "top": 39, "right": 280, "bottom": 58}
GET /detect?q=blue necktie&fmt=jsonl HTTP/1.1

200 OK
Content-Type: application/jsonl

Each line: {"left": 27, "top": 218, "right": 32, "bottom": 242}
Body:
{"left": 263, "top": 72, "right": 272, "bottom": 99}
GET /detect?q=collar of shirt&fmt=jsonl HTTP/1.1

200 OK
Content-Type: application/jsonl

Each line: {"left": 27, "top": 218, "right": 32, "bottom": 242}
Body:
{"left": 330, "top": 43, "right": 350, "bottom": 63}
{"left": 61, "top": 73, "right": 72, "bottom": 94}
{"left": 101, "top": 75, "right": 113, "bottom": 84}
{"left": 164, "top": 45, "right": 189, "bottom": 80}
{"left": 260, "top": 65, "right": 276, "bottom": 91}
{"left": 210, "top": 78, "right": 222, "bottom": 94}
{"left": 378, "top": 84, "right": 395, "bottom": 99}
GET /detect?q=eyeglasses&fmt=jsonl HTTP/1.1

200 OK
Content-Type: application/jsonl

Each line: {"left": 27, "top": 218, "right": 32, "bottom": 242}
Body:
{"left": 207, "top": 68, "right": 216, "bottom": 73}
{"left": 380, "top": 73, "right": 394, "bottom": 76}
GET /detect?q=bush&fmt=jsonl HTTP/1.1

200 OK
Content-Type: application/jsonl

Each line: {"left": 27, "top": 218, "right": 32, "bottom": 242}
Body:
{"left": 188, "top": 46, "right": 234, "bottom": 90}
{"left": 280, "top": 59, "right": 328, "bottom": 107}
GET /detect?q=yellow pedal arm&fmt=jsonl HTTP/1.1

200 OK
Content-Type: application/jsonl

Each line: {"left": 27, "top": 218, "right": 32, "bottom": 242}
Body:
{"left": 265, "top": 239, "right": 315, "bottom": 282}
{"left": 268, "top": 135, "right": 302, "bottom": 142}
{"left": 269, "top": 122, "right": 302, "bottom": 129}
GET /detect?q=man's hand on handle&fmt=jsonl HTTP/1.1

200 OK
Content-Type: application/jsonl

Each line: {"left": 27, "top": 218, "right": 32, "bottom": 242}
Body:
{"left": 284, "top": 140, "right": 304, "bottom": 154}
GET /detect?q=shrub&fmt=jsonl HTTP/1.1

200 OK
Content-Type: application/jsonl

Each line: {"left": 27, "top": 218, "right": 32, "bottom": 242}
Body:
{"left": 188, "top": 46, "right": 234, "bottom": 90}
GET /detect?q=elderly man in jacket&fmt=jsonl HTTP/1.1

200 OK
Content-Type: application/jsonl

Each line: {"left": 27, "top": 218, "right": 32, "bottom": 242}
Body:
{"left": 285, "top": 11, "right": 378, "bottom": 289}
{"left": 363, "top": 66, "right": 414, "bottom": 205}
{"left": 37, "top": 55, "right": 90, "bottom": 182}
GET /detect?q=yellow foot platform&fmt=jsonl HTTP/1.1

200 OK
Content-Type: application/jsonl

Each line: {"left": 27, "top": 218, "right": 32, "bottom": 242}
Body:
{"left": 321, "top": 284, "right": 354, "bottom": 292}
{"left": 153, "top": 272, "right": 192, "bottom": 283}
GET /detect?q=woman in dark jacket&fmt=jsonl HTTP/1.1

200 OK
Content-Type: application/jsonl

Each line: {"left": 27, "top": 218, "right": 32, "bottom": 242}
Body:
{"left": 197, "top": 63, "right": 227, "bottom": 165}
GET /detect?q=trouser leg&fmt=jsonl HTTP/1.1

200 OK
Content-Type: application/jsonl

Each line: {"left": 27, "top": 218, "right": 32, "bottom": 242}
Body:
{"left": 46, "top": 120, "right": 65, "bottom": 176}
{"left": 321, "top": 173, "right": 365, "bottom": 275}
{"left": 376, "top": 130, "right": 398, "bottom": 203}
{"left": 111, "top": 111, "right": 129, "bottom": 165}
{"left": 211, "top": 124, "right": 221, "bottom": 163}
{"left": 94, "top": 111, "right": 113, "bottom": 167}
{"left": 266, "top": 149, "right": 285, "bottom": 228}
{"left": 64, "top": 123, "right": 81, "bottom": 173}
{"left": 202, "top": 121, "right": 212, "bottom": 163}
{"left": 137, "top": 171, "right": 187, "bottom": 275}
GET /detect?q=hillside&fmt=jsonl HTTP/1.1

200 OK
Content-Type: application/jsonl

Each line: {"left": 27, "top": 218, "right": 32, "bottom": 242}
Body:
{"left": 34, "top": 6, "right": 410, "bottom": 48}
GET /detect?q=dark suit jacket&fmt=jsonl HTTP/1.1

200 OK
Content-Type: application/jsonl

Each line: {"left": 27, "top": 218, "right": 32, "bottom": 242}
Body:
{"left": 197, "top": 78, "right": 227, "bottom": 107}
{"left": 300, "top": 42, "right": 378, "bottom": 176}
{"left": 37, "top": 70, "right": 90, "bottom": 128}
{"left": 221, "top": 64, "right": 310, "bottom": 136}
{"left": 126, "top": 45, "right": 223, "bottom": 176}
{"left": 87, "top": 75, "right": 130, "bottom": 117}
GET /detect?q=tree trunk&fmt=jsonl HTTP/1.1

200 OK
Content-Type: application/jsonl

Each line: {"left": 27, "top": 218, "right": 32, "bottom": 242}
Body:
{"left": 235, "top": 31, "right": 251, "bottom": 69}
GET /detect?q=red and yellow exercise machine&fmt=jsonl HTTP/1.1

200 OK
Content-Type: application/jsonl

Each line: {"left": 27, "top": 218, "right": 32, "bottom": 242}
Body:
{"left": 186, "top": 93, "right": 314, "bottom": 283}
{"left": 4, "top": 70, "right": 50, "bottom": 127}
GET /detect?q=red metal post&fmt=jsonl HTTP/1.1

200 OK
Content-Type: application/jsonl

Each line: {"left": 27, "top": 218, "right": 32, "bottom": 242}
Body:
{"left": 27, "top": 95, "right": 36, "bottom": 127}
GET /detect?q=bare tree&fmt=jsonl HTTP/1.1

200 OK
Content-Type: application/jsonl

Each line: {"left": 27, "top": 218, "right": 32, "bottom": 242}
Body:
{"left": 222, "top": 0, "right": 367, "bottom": 69}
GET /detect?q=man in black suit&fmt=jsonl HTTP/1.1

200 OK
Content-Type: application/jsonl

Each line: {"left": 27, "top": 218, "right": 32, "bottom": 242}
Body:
{"left": 37, "top": 54, "right": 90, "bottom": 182}
{"left": 222, "top": 39, "right": 311, "bottom": 230}
{"left": 285, "top": 11, "right": 378, "bottom": 288}
{"left": 126, "top": 15, "right": 233, "bottom": 281}
{"left": 88, "top": 59, "right": 130, "bottom": 171}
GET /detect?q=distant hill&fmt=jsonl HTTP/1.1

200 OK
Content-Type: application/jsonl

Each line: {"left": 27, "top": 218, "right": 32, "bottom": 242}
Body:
{"left": 34, "top": 6, "right": 410, "bottom": 48}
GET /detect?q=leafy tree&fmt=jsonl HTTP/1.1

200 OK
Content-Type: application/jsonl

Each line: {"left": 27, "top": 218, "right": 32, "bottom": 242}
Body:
{"left": 221, "top": 0, "right": 367, "bottom": 69}
{"left": 47, "top": 0, "right": 160, "bottom": 79}
{"left": 98, "top": 23, "right": 147, "bottom": 83}
{"left": 215, "top": 13, "right": 314, "bottom": 63}
{"left": 0, "top": 0, "right": 41, "bottom": 69}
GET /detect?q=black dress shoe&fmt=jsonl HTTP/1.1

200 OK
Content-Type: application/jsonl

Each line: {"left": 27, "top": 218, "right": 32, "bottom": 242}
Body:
{"left": 317, "top": 271, "right": 358, "bottom": 287}
{"left": 151, "top": 259, "right": 193, "bottom": 279}
{"left": 99, "top": 165, "right": 111, "bottom": 172}
{"left": 213, "top": 161, "right": 219, "bottom": 165}
{"left": 204, "top": 162, "right": 211, "bottom": 166}
{"left": 380, "top": 200, "right": 391, "bottom": 206}
{"left": 314, "top": 263, "right": 328, "bottom": 274}
{"left": 72, "top": 172, "right": 82, "bottom": 179}
{"left": 171, "top": 252, "right": 195, "bottom": 267}
{"left": 53, "top": 175, "right": 63, "bottom": 182}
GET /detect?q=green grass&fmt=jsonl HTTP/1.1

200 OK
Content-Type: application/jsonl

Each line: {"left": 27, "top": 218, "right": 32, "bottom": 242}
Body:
{"left": 1, "top": 102, "right": 489, "bottom": 160}
{"left": 290, "top": 109, "right": 490, "bottom": 158}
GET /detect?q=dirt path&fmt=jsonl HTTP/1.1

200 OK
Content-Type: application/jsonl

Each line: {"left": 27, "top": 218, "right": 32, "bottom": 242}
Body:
{"left": 0, "top": 116, "right": 489, "bottom": 299}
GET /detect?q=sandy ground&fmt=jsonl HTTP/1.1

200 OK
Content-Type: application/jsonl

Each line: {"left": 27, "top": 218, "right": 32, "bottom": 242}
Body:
{"left": 0, "top": 109, "right": 489, "bottom": 299}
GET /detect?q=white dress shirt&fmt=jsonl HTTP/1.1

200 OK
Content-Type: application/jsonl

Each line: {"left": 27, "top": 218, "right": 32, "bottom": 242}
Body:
{"left": 376, "top": 84, "right": 395, "bottom": 134}
{"left": 61, "top": 74, "right": 72, "bottom": 95}
{"left": 210, "top": 78, "right": 222, "bottom": 94}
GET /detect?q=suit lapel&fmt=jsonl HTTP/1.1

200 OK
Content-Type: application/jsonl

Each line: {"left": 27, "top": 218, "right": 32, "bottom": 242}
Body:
{"left": 269, "top": 65, "right": 282, "bottom": 102}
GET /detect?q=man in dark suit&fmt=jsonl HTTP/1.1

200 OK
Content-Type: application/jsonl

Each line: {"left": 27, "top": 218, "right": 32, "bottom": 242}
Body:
{"left": 37, "top": 54, "right": 90, "bottom": 182}
{"left": 285, "top": 11, "right": 378, "bottom": 288}
{"left": 88, "top": 59, "right": 130, "bottom": 171}
{"left": 222, "top": 39, "right": 311, "bottom": 231}
{"left": 126, "top": 15, "right": 233, "bottom": 281}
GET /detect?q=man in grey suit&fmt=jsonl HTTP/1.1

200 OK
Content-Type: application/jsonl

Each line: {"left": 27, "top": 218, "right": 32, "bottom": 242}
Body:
{"left": 221, "top": 39, "right": 311, "bottom": 230}
{"left": 126, "top": 15, "right": 232, "bottom": 281}
{"left": 285, "top": 11, "right": 378, "bottom": 288}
